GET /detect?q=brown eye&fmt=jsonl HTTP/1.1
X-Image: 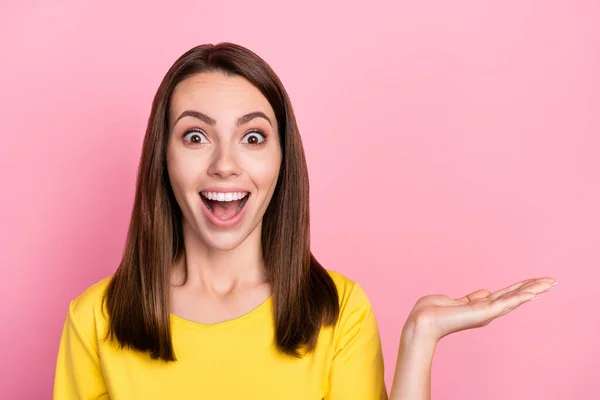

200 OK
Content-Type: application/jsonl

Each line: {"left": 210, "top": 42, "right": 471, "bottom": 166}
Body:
{"left": 241, "top": 131, "right": 266, "bottom": 146}
{"left": 183, "top": 130, "right": 208, "bottom": 144}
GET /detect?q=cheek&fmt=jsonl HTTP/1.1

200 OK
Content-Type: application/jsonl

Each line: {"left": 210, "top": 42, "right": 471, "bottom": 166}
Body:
{"left": 245, "top": 152, "right": 281, "bottom": 188}
{"left": 167, "top": 150, "right": 202, "bottom": 194}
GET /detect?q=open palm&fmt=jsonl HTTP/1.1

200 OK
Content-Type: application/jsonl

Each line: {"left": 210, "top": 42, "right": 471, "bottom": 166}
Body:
{"left": 407, "top": 277, "right": 558, "bottom": 341}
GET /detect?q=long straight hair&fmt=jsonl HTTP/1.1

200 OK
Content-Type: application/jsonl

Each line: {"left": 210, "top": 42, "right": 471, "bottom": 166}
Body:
{"left": 103, "top": 42, "right": 339, "bottom": 362}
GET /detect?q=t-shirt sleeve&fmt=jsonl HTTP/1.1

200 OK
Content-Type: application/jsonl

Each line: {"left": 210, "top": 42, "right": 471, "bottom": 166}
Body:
{"left": 53, "top": 299, "right": 109, "bottom": 399}
{"left": 326, "top": 282, "right": 388, "bottom": 400}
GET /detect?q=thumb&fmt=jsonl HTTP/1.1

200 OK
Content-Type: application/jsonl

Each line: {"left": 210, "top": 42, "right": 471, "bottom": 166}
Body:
{"left": 457, "top": 289, "right": 491, "bottom": 303}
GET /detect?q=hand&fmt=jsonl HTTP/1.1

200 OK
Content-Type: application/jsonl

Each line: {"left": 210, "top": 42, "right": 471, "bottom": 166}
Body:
{"left": 405, "top": 277, "right": 558, "bottom": 342}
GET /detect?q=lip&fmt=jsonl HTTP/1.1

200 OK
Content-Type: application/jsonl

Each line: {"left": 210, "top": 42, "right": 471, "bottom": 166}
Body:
{"left": 199, "top": 191, "right": 250, "bottom": 228}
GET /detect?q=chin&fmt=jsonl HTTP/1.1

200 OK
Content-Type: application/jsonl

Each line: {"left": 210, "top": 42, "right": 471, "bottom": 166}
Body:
{"left": 196, "top": 226, "right": 257, "bottom": 252}
{"left": 202, "top": 236, "right": 246, "bottom": 251}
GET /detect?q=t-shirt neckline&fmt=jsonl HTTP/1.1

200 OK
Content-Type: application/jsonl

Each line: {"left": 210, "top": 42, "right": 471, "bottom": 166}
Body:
{"left": 169, "top": 295, "right": 273, "bottom": 330}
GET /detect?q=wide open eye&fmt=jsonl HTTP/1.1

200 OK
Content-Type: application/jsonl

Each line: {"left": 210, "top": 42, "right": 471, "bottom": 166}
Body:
{"left": 183, "top": 129, "right": 209, "bottom": 144}
{"left": 241, "top": 130, "right": 266, "bottom": 146}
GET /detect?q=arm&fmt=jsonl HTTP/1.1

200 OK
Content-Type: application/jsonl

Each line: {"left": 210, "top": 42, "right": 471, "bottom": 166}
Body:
{"left": 389, "top": 319, "right": 437, "bottom": 400}
{"left": 53, "top": 300, "right": 109, "bottom": 399}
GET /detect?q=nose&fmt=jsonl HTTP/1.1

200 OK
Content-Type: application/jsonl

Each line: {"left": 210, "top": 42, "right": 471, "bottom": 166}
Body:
{"left": 206, "top": 142, "right": 241, "bottom": 179}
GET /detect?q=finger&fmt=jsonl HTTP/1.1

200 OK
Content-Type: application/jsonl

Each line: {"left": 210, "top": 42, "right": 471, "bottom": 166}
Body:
{"left": 519, "top": 277, "right": 557, "bottom": 290}
{"left": 493, "top": 280, "right": 557, "bottom": 317}
{"left": 489, "top": 277, "right": 556, "bottom": 302}
{"left": 514, "top": 280, "right": 555, "bottom": 297}
{"left": 536, "top": 276, "right": 558, "bottom": 284}
{"left": 492, "top": 291, "right": 538, "bottom": 318}
{"left": 494, "top": 284, "right": 550, "bottom": 305}
{"left": 488, "top": 279, "right": 536, "bottom": 302}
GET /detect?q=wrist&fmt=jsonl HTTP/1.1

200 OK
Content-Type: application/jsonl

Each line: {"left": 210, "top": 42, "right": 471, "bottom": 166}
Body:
{"left": 396, "top": 321, "right": 438, "bottom": 374}
{"left": 402, "top": 315, "right": 441, "bottom": 346}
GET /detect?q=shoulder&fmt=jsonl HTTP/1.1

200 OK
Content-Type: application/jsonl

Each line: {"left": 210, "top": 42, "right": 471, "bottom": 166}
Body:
{"left": 324, "top": 270, "right": 381, "bottom": 354}
{"left": 325, "top": 269, "right": 373, "bottom": 315}
{"left": 67, "top": 275, "right": 113, "bottom": 334}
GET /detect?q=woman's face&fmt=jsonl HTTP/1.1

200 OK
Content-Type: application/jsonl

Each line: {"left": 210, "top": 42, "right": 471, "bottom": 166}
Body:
{"left": 166, "top": 71, "right": 282, "bottom": 251}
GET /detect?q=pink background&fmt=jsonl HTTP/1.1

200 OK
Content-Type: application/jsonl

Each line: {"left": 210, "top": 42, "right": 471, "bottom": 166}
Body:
{"left": 1, "top": 1, "right": 599, "bottom": 398}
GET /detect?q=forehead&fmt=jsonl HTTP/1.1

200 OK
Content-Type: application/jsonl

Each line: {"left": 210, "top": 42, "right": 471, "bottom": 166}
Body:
{"left": 169, "top": 71, "right": 276, "bottom": 125}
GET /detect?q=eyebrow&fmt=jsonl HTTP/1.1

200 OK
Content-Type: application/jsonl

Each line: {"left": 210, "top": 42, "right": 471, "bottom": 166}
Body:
{"left": 173, "top": 110, "right": 272, "bottom": 128}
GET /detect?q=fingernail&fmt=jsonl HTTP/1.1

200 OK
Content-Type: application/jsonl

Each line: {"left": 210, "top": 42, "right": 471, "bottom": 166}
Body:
{"left": 531, "top": 296, "right": 540, "bottom": 301}
{"left": 552, "top": 281, "right": 558, "bottom": 286}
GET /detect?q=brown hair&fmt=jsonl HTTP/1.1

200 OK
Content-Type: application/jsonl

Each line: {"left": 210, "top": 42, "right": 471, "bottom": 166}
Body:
{"left": 103, "top": 42, "right": 339, "bottom": 362}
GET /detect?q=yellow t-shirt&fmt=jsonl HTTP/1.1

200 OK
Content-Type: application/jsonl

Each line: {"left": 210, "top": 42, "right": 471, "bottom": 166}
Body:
{"left": 54, "top": 270, "right": 387, "bottom": 399}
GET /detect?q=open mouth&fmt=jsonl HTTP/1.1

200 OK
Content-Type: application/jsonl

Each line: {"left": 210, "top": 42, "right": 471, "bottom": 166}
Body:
{"left": 200, "top": 191, "right": 250, "bottom": 221}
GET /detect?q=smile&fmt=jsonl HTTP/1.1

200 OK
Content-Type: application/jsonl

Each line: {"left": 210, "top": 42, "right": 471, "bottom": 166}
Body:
{"left": 200, "top": 191, "right": 250, "bottom": 226}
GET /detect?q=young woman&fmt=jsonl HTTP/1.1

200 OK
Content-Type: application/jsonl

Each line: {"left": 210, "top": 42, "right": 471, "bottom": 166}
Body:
{"left": 53, "top": 42, "right": 557, "bottom": 399}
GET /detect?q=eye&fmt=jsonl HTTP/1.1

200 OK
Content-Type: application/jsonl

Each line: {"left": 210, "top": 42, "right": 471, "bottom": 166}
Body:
{"left": 182, "top": 129, "right": 209, "bottom": 145}
{"left": 241, "top": 130, "right": 266, "bottom": 146}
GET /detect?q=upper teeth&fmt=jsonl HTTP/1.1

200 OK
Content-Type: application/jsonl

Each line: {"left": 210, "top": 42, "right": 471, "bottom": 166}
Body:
{"left": 201, "top": 192, "right": 249, "bottom": 202}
